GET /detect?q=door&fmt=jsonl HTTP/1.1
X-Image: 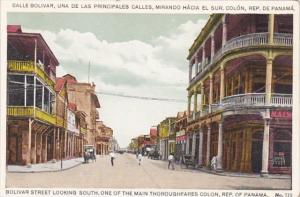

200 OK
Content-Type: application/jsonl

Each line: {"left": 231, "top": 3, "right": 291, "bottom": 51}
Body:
{"left": 251, "top": 140, "right": 262, "bottom": 173}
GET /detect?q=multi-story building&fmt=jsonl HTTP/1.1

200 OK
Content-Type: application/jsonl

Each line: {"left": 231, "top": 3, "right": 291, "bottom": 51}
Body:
{"left": 175, "top": 111, "right": 188, "bottom": 161}
{"left": 7, "top": 25, "right": 59, "bottom": 165}
{"left": 158, "top": 117, "right": 176, "bottom": 160}
{"left": 149, "top": 126, "right": 158, "bottom": 149}
{"left": 186, "top": 14, "right": 292, "bottom": 175}
{"left": 62, "top": 74, "right": 100, "bottom": 146}
{"left": 95, "top": 121, "right": 113, "bottom": 155}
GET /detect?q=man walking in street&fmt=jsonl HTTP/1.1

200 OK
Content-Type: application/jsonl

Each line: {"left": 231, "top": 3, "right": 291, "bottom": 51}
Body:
{"left": 168, "top": 153, "right": 175, "bottom": 170}
{"left": 138, "top": 152, "right": 142, "bottom": 166}
{"left": 110, "top": 151, "right": 115, "bottom": 166}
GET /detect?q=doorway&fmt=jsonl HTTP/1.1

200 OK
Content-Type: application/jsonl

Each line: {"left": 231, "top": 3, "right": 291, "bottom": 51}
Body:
{"left": 251, "top": 130, "right": 263, "bottom": 173}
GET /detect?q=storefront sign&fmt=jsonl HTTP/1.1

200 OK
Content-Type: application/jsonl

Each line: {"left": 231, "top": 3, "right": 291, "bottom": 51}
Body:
{"left": 271, "top": 111, "right": 292, "bottom": 119}
{"left": 176, "top": 130, "right": 186, "bottom": 141}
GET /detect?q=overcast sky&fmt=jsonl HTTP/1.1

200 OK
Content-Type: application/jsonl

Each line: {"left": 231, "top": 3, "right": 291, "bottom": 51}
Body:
{"left": 8, "top": 13, "right": 209, "bottom": 147}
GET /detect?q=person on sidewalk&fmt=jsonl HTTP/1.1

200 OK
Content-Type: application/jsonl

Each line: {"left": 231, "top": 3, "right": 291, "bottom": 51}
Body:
{"left": 110, "top": 151, "right": 115, "bottom": 166}
{"left": 168, "top": 153, "right": 175, "bottom": 170}
{"left": 211, "top": 155, "right": 217, "bottom": 170}
{"left": 138, "top": 152, "right": 142, "bottom": 166}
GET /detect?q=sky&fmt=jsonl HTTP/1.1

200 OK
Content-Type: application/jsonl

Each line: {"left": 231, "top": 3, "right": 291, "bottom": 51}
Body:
{"left": 8, "top": 13, "right": 209, "bottom": 147}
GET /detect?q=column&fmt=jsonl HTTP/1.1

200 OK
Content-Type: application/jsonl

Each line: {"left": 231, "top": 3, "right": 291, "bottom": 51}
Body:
{"left": 185, "top": 134, "right": 190, "bottom": 155}
{"left": 200, "top": 83, "right": 204, "bottom": 116}
{"left": 209, "top": 74, "right": 213, "bottom": 113}
{"left": 268, "top": 14, "right": 274, "bottom": 44}
{"left": 206, "top": 126, "right": 211, "bottom": 166}
{"left": 222, "top": 15, "right": 227, "bottom": 47}
{"left": 265, "top": 57, "right": 273, "bottom": 104}
{"left": 211, "top": 34, "right": 215, "bottom": 62}
{"left": 202, "top": 47, "right": 206, "bottom": 66}
{"left": 57, "top": 128, "right": 60, "bottom": 160}
{"left": 220, "top": 64, "right": 225, "bottom": 102}
{"left": 198, "top": 128, "right": 204, "bottom": 166}
{"left": 52, "top": 129, "right": 56, "bottom": 160}
{"left": 27, "top": 119, "right": 32, "bottom": 165}
{"left": 64, "top": 130, "right": 67, "bottom": 158}
{"left": 31, "top": 132, "right": 37, "bottom": 164}
{"left": 187, "top": 94, "right": 191, "bottom": 117}
{"left": 261, "top": 110, "right": 271, "bottom": 176}
{"left": 191, "top": 132, "right": 196, "bottom": 157}
{"left": 189, "top": 62, "right": 192, "bottom": 82}
{"left": 45, "top": 135, "right": 48, "bottom": 162}
{"left": 195, "top": 56, "right": 199, "bottom": 75}
{"left": 193, "top": 88, "right": 198, "bottom": 118}
{"left": 216, "top": 121, "right": 223, "bottom": 171}
{"left": 37, "top": 133, "right": 42, "bottom": 163}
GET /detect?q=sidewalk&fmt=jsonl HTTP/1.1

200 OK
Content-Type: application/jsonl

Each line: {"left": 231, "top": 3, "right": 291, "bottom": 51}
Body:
{"left": 147, "top": 157, "right": 291, "bottom": 180}
{"left": 7, "top": 157, "right": 84, "bottom": 173}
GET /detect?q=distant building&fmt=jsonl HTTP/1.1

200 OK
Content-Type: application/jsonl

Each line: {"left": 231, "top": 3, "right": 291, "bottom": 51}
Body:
{"left": 175, "top": 111, "right": 188, "bottom": 161}
{"left": 63, "top": 74, "right": 100, "bottom": 146}
{"left": 95, "top": 121, "right": 113, "bottom": 155}
{"left": 158, "top": 117, "right": 176, "bottom": 160}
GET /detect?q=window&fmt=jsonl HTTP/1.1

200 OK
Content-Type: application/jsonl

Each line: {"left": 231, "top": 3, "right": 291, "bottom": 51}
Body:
{"left": 273, "top": 131, "right": 292, "bottom": 167}
{"left": 26, "top": 76, "right": 34, "bottom": 106}
{"left": 36, "top": 80, "right": 43, "bottom": 109}
{"left": 8, "top": 75, "right": 25, "bottom": 106}
{"left": 44, "top": 88, "right": 49, "bottom": 113}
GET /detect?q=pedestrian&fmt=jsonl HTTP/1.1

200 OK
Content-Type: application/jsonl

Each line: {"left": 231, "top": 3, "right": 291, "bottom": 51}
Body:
{"left": 168, "top": 153, "right": 175, "bottom": 170}
{"left": 211, "top": 155, "right": 217, "bottom": 170}
{"left": 138, "top": 152, "right": 142, "bottom": 166}
{"left": 110, "top": 151, "right": 115, "bottom": 166}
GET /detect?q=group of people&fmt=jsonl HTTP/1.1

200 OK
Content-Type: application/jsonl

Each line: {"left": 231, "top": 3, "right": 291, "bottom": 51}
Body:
{"left": 135, "top": 151, "right": 175, "bottom": 170}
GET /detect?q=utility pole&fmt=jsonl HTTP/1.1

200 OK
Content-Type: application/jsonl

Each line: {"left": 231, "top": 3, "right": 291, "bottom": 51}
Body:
{"left": 88, "top": 61, "right": 91, "bottom": 83}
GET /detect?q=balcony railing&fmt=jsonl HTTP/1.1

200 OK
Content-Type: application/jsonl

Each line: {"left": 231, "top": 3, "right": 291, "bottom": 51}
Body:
{"left": 189, "top": 93, "right": 292, "bottom": 121}
{"left": 80, "top": 127, "right": 87, "bottom": 134}
{"left": 222, "top": 93, "right": 292, "bottom": 108}
{"left": 274, "top": 33, "right": 293, "bottom": 46}
{"left": 56, "top": 116, "right": 67, "bottom": 128}
{"left": 214, "top": 33, "right": 269, "bottom": 62}
{"left": 190, "top": 32, "right": 292, "bottom": 86}
{"left": 7, "top": 60, "right": 55, "bottom": 88}
{"left": 271, "top": 93, "right": 292, "bottom": 106}
{"left": 7, "top": 106, "right": 56, "bottom": 125}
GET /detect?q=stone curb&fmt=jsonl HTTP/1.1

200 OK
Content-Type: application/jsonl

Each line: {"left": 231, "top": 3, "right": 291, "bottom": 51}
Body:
{"left": 152, "top": 159, "right": 290, "bottom": 180}
{"left": 196, "top": 167, "right": 291, "bottom": 180}
{"left": 7, "top": 161, "right": 83, "bottom": 173}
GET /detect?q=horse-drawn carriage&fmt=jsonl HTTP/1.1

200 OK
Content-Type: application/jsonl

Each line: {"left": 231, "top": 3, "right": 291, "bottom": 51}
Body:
{"left": 83, "top": 145, "right": 96, "bottom": 163}
{"left": 180, "top": 154, "right": 197, "bottom": 169}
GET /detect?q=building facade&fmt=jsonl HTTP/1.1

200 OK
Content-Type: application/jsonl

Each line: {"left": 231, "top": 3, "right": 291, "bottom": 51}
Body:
{"left": 7, "top": 25, "right": 58, "bottom": 165}
{"left": 63, "top": 74, "right": 100, "bottom": 146}
{"left": 175, "top": 111, "right": 188, "bottom": 161}
{"left": 158, "top": 117, "right": 176, "bottom": 160}
{"left": 186, "top": 14, "right": 292, "bottom": 175}
{"left": 95, "top": 121, "right": 113, "bottom": 155}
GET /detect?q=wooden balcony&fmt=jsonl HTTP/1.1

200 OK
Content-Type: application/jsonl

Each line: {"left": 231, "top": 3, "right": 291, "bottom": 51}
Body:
{"left": 7, "top": 60, "right": 55, "bottom": 88}
{"left": 7, "top": 106, "right": 56, "bottom": 125}
{"left": 56, "top": 116, "right": 67, "bottom": 128}
{"left": 80, "top": 127, "right": 87, "bottom": 134}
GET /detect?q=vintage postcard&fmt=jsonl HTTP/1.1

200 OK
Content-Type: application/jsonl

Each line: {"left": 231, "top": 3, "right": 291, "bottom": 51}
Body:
{"left": 0, "top": 0, "right": 299, "bottom": 197}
